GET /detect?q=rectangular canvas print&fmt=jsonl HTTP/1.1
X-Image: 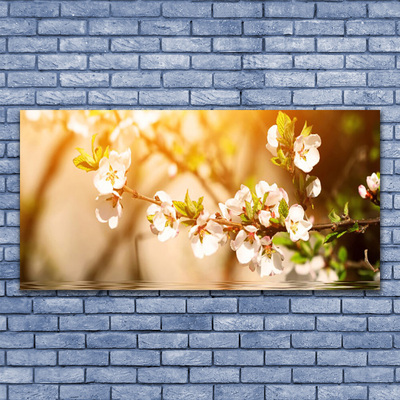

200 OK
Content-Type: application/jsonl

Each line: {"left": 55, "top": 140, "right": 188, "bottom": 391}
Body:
{"left": 20, "top": 110, "right": 380, "bottom": 290}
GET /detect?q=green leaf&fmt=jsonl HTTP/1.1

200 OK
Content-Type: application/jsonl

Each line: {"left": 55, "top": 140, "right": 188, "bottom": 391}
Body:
{"left": 336, "top": 230, "right": 348, "bottom": 239}
{"left": 339, "top": 270, "right": 347, "bottom": 281}
{"left": 276, "top": 111, "right": 288, "bottom": 138}
{"left": 262, "top": 192, "right": 269, "bottom": 207}
{"left": 300, "top": 121, "right": 312, "bottom": 137}
{"left": 271, "top": 157, "right": 281, "bottom": 166}
{"left": 147, "top": 215, "right": 154, "bottom": 223}
{"left": 324, "top": 232, "right": 339, "bottom": 244}
{"left": 240, "top": 214, "right": 249, "bottom": 223}
{"left": 269, "top": 217, "right": 280, "bottom": 225}
{"left": 277, "top": 147, "right": 286, "bottom": 163}
{"left": 338, "top": 246, "right": 348, "bottom": 263}
{"left": 185, "top": 190, "right": 197, "bottom": 217}
{"left": 291, "top": 253, "right": 308, "bottom": 264}
{"left": 348, "top": 222, "right": 359, "bottom": 233}
{"left": 343, "top": 202, "right": 349, "bottom": 217}
{"left": 272, "top": 234, "right": 294, "bottom": 248}
{"left": 181, "top": 219, "right": 196, "bottom": 227}
{"left": 73, "top": 155, "right": 95, "bottom": 172}
{"left": 328, "top": 209, "right": 341, "bottom": 223}
{"left": 278, "top": 198, "right": 289, "bottom": 220}
{"left": 245, "top": 200, "right": 254, "bottom": 220}
{"left": 172, "top": 201, "right": 188, "bottom": 217}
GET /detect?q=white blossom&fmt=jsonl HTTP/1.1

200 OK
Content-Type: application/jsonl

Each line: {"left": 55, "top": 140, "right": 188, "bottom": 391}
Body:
{"left": 95, "top": 192, "right": 122, "bottom": 229}
{"left": 366, "top": 173, "right": 380, "bottom": 193}
{"left": 255, "top": 237, "right": 284, "bottom": 277}
{"left": 265, "top": 124, "right": 281, "bottom": 156}
{"left": 225, "top": 184, "right": 252, "bottom": 216}
{"left": 285, "top": 204, "right": 312, "bottom": 242}
{"left": 93, "top": 149, "right": 131, "bottom": 195}
{"left": 293, "top": 134, "right": 322, "bottom": 173}
{"left": 358, "top": 185, "right": 368, "bottom": 199}
{"left": 189, "top": 211, "right": 224, "bottom": 259}
{"left": 295, "top": 255, "right": 337, "bottom": 282}
{"left": 147, "top": 191, "right": 179, "bottom": 242}
{"left": 306, "top": 176, "right": 322, "bottom": 198}
{"left": 231, "top": 225, "right": 261, "bottom": 265}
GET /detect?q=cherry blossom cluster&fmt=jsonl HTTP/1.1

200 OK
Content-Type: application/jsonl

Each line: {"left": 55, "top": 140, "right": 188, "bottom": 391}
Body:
{"left": 358, "top": 173, "right": 380, "bottom": 204}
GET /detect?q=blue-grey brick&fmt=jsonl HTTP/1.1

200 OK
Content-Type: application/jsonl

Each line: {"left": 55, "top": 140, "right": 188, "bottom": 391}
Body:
{"left": 242, "top": 89, "right": 291, "bottom": 105}
{"left": 112, "top": 38, "right": 160, "bottom": 52}
{"left": 139, "top": 90, "right": 188, "bottom": 106}
{"left": 162, "top": 38, "right": 210, "bottom": 53}
{"left": 371, "top": 386, "right": 400, "bottom": 400}
{"left": 136, "top": 298, "right": 185, "bottom": 313}
{"left": 214, "top": 3, "right": 262, "bottom": 18}
{"left": 318, "top": 350, "right": 366, "bottom": 366}
{"left": 0, "top": 367, "right": 32, "bottom": 383}
{"left": 241, "top": 332, "right": 290, "bottom": 349}
{"left": 317, "top": 316, "right": 366, "bottom": 332}
{"left": 193, "top": 20, "right": 241, "bottom": 36}
{"left": 295, "top": 20, "right": 344, "bottom": 36}
{"left": 0, "top": 263, "right": 19, "bottom": 278}
{"left": 265, "top": 71, "right": 314, "bottom": 88}
{"left": 265, "top": 385, "right": 315, "bottom": 400}
{"left": 0, "top": 332, "right": 33, "bottom": 348}
{"left": 214, "top": 350, "right": 263, "bottom": 366}
{"left": 138, "top": 367, "right": 187, "bottom": 383}
{"left": 369, "top": 2, "right": 400, "bottom": 18}
{"left": 0, "top": 196, "right": 20, "bottom": 211}
{"left": 265, "top": 315, "right": 314, "bottom": 331}
{"left": 343, "top": 333, "right": 392, "bottom": 349}
{"left": 163, "top": 71, "right": 211, "bottom": 88}
{"left": 59, "top": 350, "right": 109, "bottom": 366}
{"left": 10, "top": 72, "right": 56, "bottom": 89}
{"left": 87, "top": 367, "right": 136, "bottom": 383}
{"left": 345, "top": 89, "right": 393, "bottom": 105}
{"left": 293, "top": 332, "right": 341, "bottom": 349}
{"left": 141, "top": 54, "right": 189, "bottom": 69}
{"left": 60, "top": 38, "right": 108, "bottom": 53}
{"left": 347, "top": 20, "right": 395, "bottom": 36}
{"left": 318, "top": 38, "right": 367, "bottom": 53}
{"left": 243, "top": 55, "right": 293, "bottom": 70}
{"left": 264, "top": 2, "right": 314, "bottom": 18}
{"left": 0, "top": 19, "right": 36, "bottom": 35}
{"left": 294, "top": 367, "right": 342, "bottom": 383}
{"left": 60, "top": 385, "right": 110, "bottom": 400}
{"left": 9, "top": 385, "right": 58, "bottom": 400}
{"left": 345, "top": 367, "right": 393, "bottom": 383}
{"left": 39, "top": 19, "right": 86, "bottom": 35}
{"left": 111, "top": 315, "right": 160, "bottom": 330}
{"left": 163, "top": 2, "right": 210, "bottom": 18}
{"left": 110, "top": 350, "right": 159, "bottom": 366}
{"left": 139, "top": 333, "right": 187, "bottom": 349}
{"left": 11, "top": 2, "right": 59, "bottom": 17}
{"left": 189, "top": 333, "right": 238, "bottom": 348}
{"left": 369, "top": 71, "right": 400, "bottom": 87}
{"left": 190, "top": 367, "right": 239, "bottom": 383}
{"left": 141, "top": 20, "right": 189, "bottom": 36}
{"left": 112, "top": 71, "right": 160, "bottom": 88}
{"left": 90, "top": 54, "right": 138, "bottom": 70}
{"left": 85, "top": 298, "right": 135, "bottom": 313}
{"left": 214, "top": 72, "right": 264, "bottom": 89}
{"left": 35, "top": 367, "right": 84, "bottom": 383}
{"left": 87, "top": 332, "right": 136, "bottom": 348}
{"left": 0, "top": 297, "right": 30, "bottom": 313}
{"left": 162, "top": 315, "right": 211, "bottom": 331}
{"left": 112, "top": 2, "right": 160, "bottom": 17}
{"left": 8, "top": 315, "right": 57, "bottom": 331}
{"left": 382, "top": 229, "right": 393, "bottom": 245}
{"left": 162, "top": 350, "right": 211, "bottom": 366}
{"left": 265, "top": 350, "right": 315, "bottom": 366}
{"left": 112, "top": 385, "right": 161, "bottom": 400}
{"left": 296, "top": 55, "right": 344, "bottom": 69}
{"left": 0, "top": 124, "right": 19, "bottom": 140}
{"left": 369, "top": 316, "right": 400, "bottom": 331}
{"left": 7, "top": 349, "right": 56, "bottom": 366}
{"left": 242, "top": 367, "right": 291, "bottom": 383}
{"left": 34, "top": 298, "right": 82, "bottom": 314}
{"left": 37, "top": 90, "right": 86, "bottom": 105}
{"left": 346, "top": 55, "right": 395, "bottom": 70}
{"left": 9, "top": 37, "right": 57, "bottom": 53}
{"left": 60, "top": 72, "right": 109, "bottom": 88}
{"left": 318, "top": 385, "right": 368, "bottom": 400}
{"left": 0, "top": 55, "right": 35, "bottom": 70}
{"left": 343, "top": 299, "right": 391, "bottom": 314}
{"left": 192, "top": 55, "right": 241, "bottom": 70}
{"left": 187, "top": 298, "right": 237, "bottom": 313}
{"left": 214, "top": 38, "right": 262, "bottom": 53}
{"left": 294, "top": 89, "right": 343, "bottom": 105}
{"left": 191, "top": 90, "right": 240, "bottom": 106}
{"left": 60, "top": 315, "right": 109, "bottom": 331}
{"left": 370, "top": 38, "right": 400, "bottom": 53}
{"left": 265, "top": 37, "right": 314, "bottom": 53}
{"left": 244, "top": 21, "right": 292, "bottom": 36}
{"left": 318, "top": 72, "right": 366, "bottom": 87}
{"left": 38, "top": 54, "right": 87, "bottom": 70}
{"left": 0, "top": 3, "right": 7, "bottom": 17}
{"left": 215, "top": 384, "right": 264, "bottom": 399}
{"left": 239, "top": 296, "right": 289, "bottom": 314}
{"left": 369, "top": 350, "right": 400, "bottom": 366}
{"left": 292, "top": 298, "right": 340, "bottom": 313}
{"left": 163, "top": 385, "right": 212, "bottom": 400}
{"left": 214, "top": 315, "right": 263, "bottom": 331}
{"left": 61, "top": 2, "right": 109, "bottom": 17}
{"left": 89, "top": 19, "right": 138, "bottom": 35}
{"left": 89, "top": 90, "right": 138, "bottom": 105}
{"left": 318, "top": 3, "right": 366, "bottom": 19}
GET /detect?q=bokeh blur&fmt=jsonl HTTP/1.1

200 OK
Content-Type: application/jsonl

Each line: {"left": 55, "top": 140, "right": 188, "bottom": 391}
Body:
{"left": 20, "top": 110, "right": 380, "bottom": 289}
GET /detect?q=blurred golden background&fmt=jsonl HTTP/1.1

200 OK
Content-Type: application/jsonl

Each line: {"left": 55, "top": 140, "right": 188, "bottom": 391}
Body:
{"left": 20, "top": 110, "right": 380, "bottom": 289}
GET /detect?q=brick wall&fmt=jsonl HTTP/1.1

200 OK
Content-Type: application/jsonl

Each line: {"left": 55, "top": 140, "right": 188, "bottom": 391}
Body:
{"left": 1, "top": 1, "right": 399, "bottom": 399}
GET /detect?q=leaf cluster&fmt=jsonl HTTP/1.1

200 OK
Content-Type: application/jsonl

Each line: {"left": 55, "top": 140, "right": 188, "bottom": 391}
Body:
{"left": 73, "top": 134, "right": 109, "bottom": 172}
{"left": 173, "top": 191, "right": 204, "bottom": 226}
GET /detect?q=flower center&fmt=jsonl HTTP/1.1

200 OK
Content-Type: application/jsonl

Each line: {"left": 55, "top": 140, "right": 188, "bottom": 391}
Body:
{"left": 106, "top": 165, "right": 119, "bottom": 186}
{"left": 290, "top": 220, "right": 299, "bottom": 234}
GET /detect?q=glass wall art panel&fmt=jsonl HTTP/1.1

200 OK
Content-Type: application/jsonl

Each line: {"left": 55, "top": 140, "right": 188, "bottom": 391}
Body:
{"left": 20, "top": 110, "right": 380, "bottom": 290}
